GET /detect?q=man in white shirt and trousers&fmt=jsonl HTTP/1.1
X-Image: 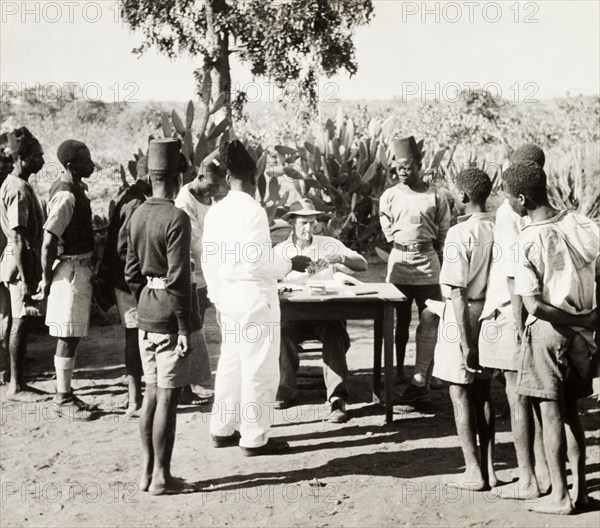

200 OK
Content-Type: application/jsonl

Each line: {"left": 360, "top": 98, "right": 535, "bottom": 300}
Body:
{"left": 202, "top": 140, "right": 310, "bottom": 456}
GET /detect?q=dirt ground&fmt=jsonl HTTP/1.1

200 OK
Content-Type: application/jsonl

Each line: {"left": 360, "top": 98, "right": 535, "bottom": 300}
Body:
{"left": 1, "top": 261, "right": 599, "bottom": 528}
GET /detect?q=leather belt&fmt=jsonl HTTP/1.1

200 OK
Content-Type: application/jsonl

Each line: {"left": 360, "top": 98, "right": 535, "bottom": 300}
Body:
{"left": 58, "top": 252, "right": 93, "bottom": 266}
{"left": 393, "top": 241, "right": 433, "bottom": 253}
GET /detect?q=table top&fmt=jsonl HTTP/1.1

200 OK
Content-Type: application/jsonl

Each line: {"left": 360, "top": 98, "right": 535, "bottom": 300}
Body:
{"left": 279, "top": 282, "right": 407, "bottom": 303}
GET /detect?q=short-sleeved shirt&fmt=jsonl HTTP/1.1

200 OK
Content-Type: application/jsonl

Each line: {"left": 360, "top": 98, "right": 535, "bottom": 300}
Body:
{"left": 440, "top": 212, "right": 495, "bottom": 301}
{"left": 44, "top": 174, "right": 94, "bottom": 257}
{"left": 379, "top": 184, "right": 451, "bottom": 247}
{"left": 275, "top": 234, "right": 367, "bottom": 284}
{"left": 175, "top": 183, "right": 211, "bottom": 288}
{"left": 0, "top": 174, "right": 45, "bottom": 283}
{"left": 514, "top": 210, "right": 600, "bottom": 319}
{"left": 480, "top": 200, "right": 529, "bottom": 318}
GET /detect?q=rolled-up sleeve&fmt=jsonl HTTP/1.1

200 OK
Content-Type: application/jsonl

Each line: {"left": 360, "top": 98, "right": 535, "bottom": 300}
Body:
{"left": 43, "top": 191, "right": 75, "bottom": 238}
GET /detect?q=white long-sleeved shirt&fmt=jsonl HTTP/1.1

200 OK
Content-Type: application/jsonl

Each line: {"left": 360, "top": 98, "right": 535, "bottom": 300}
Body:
{"left": 175, "top": 183, "right": 211, "bottom": 288}
{"left": 201, "top": 190, "right": 291, "bottom": 317}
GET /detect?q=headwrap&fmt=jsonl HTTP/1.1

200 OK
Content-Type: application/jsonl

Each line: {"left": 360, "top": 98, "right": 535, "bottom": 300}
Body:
{"left": 4, "top": 127, "right": 41, "bottom": 158}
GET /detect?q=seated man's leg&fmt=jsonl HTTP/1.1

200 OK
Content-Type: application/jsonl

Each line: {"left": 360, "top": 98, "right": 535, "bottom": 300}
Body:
{"left": 314, "top": 320, "right": 350, "bottom": 403}
{"left": 276, "top": 321, "right": 305, "bottom": 405}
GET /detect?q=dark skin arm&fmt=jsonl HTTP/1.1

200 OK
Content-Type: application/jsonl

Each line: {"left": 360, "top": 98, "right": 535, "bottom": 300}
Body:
{"left": 12, "top": 228, "right": 32, "bottom": 297}
{"left": 521, "top": 294, "right": 598, "bottom": 330}
{"left": 507, "top": 276, "right": 525, "bottom": 340}
{"left": 450, "top": 286, "right": 481, "bottom": 373}
{"left": 36, "top": 230, "right": 59, "bottom": 300}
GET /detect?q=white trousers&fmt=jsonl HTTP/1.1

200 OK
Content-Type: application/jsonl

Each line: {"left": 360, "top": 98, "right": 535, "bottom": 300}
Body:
{"left": 210, "top": 300, "right": 281, "bottom": 448}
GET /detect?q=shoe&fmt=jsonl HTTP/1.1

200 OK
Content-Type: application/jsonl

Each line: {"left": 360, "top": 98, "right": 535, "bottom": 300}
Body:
{"left": 325, "top": 399, "right": 348, "bottom": 423}
{"left": 240, "top": 438, "right": 290, "bottom": 457}
{"left": 429, "top": 377, "right": 446, "bottom": 390}
{"left": 55, "top": 393, "right": 96, "bottom": 421}
{"left": 212, "top": 431, "right": 241, "bottom": 448}
{"left": 394, "top": 384, "right": 431, "bottom": 405}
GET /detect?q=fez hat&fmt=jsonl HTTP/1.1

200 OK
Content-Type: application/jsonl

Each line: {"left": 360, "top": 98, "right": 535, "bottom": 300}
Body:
{"left": 391, "top": 136, "right": 421, "bottom": 161}
{"left": 148, "top": 138, "right": 183, "bottom": 174}
{"left": 282, "top": 198, "right": 323, "bottom": 222}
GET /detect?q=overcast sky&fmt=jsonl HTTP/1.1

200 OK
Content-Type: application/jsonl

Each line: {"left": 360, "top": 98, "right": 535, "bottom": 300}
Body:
{"left": 2, "top": 1, "right": 599, "bottom": 104}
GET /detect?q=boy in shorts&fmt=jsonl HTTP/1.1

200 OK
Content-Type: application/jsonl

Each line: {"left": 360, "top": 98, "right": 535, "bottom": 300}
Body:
{"left": 125, "top": 138, "right": 203, "bottom": 495}
{"left": 505, "top": 161, "right": 598, "bottom": 514}
{"left": 431, "top": 168, "right": 497, "bottom": 490}
{"left": 479, "top": 144, "right": 550, "bottom": 499}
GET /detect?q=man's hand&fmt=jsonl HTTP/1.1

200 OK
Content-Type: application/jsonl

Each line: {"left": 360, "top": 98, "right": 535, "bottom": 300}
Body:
{"left": 291, "top": 255, "right": 312, "bottom": 272}
{"left": 32, "top": 278, "right": 51, "bottom": 302}
{"left": 175, "top": 334, "right": 191, "bottom": 358}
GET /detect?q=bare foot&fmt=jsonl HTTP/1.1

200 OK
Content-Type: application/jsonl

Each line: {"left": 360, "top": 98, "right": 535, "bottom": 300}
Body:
{"left": 139, "top": 472, "right": 152, "bottom": 492}
{"left": 124, "top": 403, "right": 141, "bottom": 419}
{"left": 7, "top": 385, "right": 49, "bottom": 401}
{"left": 526, "top": 493, "right": 573, "bottom": 515}
{"left": 495, "top": 479, "right": 541, "bottom": 500}
{"left": 149, "top": 476, "right": 198, "bottom": 496}
{"left": 448, "top": 469, "right": 489, "bottom": 491}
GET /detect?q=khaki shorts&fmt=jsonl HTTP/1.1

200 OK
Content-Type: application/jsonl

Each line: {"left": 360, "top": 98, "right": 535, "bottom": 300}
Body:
{"left": 114, "top": 288, "right": 138, "bottom": 328}
{"left": 432, "top": 299, "right": 491, "bottom": 385}
{"left": 46, "top": 258, "right": 93, "bottom": 338}
{"left": 517, "top": 319, "right": 593, "bottom": 401}
{"left": 479, "top": 306, "right": 520, "bottom": 371}
{"left": 139, "top": 329, "right": 204, "bottom": 389}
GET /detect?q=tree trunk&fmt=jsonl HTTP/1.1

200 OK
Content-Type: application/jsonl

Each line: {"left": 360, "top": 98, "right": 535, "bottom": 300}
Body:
{"left": 204, "top": 0, "right": 232, "bottom": 127}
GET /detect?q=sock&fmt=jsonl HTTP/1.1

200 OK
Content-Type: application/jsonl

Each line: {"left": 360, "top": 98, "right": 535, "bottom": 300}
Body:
{"left": 54, "top": 356, "right": 75, "bottom": 395}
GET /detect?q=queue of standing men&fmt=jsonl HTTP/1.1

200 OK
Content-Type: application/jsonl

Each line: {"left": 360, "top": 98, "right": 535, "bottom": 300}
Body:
{"left": 0, "top": 127, "right": 598, "bottom": 509}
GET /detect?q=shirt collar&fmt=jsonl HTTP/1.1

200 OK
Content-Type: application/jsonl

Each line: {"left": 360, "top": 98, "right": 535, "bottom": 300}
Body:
{"left": 227, "top": 190, "right": 256, "bottom": 202}
{"left": 522, "top": 210, "right": 567, "bottom": 230}
{"left": 146, "top": 197, "right": 175, "bottom": 205}
{"left": 286, "top": 232, "right": 318, "bottom": 250}
{"left": 457, "top": 212, "right": 493, "bottom": 223}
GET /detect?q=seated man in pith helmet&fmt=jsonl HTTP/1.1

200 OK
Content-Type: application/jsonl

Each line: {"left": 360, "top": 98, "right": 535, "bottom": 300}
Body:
{"left": 274, "top": 199, "right": 368, "bottom": 423}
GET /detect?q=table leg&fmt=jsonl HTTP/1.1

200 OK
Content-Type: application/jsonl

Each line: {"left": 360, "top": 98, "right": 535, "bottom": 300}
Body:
{"left": 383, "top": 302, "right": 395, "bottom": 423}
{"left": 373, "top": 317, "right": 383, "bottom": 404}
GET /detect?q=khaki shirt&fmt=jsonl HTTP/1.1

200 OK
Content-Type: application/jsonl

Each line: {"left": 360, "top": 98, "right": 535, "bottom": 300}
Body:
{"left": 440, "top": 212, "right": 495, "bottom": 301}
{"left": 0, "top": 174, "right": 45, "bottom": 283}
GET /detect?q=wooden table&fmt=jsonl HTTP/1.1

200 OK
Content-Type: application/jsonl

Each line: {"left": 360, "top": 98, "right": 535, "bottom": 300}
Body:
{"left": 279, "top": 283, "right": 407, "bottom": 423}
